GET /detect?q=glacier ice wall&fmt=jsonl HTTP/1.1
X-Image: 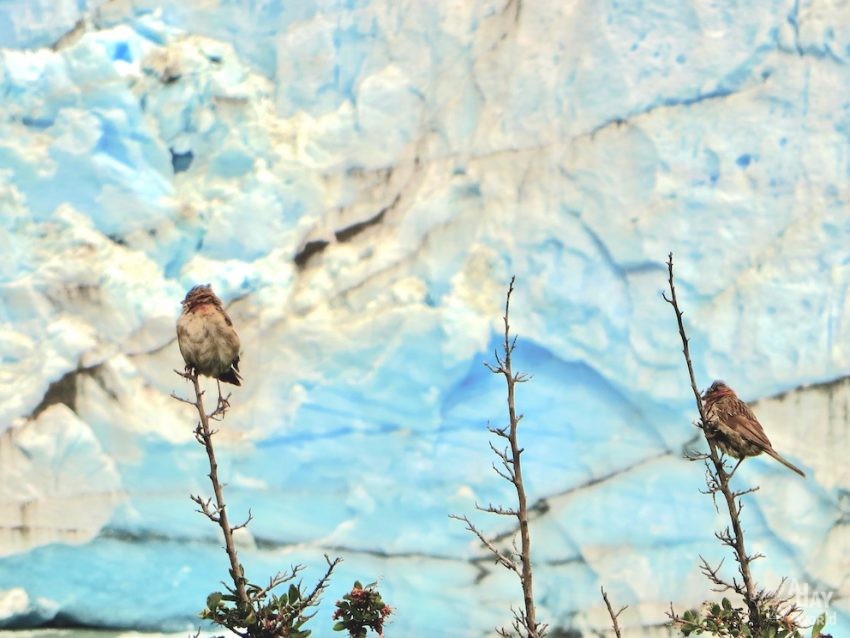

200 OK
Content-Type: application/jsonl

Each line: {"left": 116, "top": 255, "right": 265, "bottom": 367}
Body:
{"left": 0, "top": 1, "right": 848, "bottom": 635}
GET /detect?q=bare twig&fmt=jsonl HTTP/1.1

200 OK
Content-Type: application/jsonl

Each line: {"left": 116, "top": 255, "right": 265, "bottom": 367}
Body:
{"left": 451, "top": 277, "right": 546, "bottom": 638}
{"left": 698, "top": 556, "right": 738, "bottom": 594}
{"left": 174, "top": 370, "right": 249, "bottom": 607}
{"left": 449, "top": 514, "right": 520, "bottom": 575}
{"left": 174, "top": 369, "right": 344, "bottom": 638}
{"left": 498, "top": 278, "right": 542, "bottom": 638}
{"left": 297, "top": 554, "right": 342, "bottom": 613}
{"left": 255, "top": 565, "right": 305, "bottom": 600}
{"left": 477, "top": 502, "right": 519, "bottom": 516}
{"left": 662, "top": 253, "right": 759, "bottom": 626}
{"left": 600, "top": 587, "right": 627, "bottom": 638}
{"left": 232, "top": 509, "right": 254, "bottom": 531}
{"left": 190, "top": 494, "right": 221, "bottom": 522}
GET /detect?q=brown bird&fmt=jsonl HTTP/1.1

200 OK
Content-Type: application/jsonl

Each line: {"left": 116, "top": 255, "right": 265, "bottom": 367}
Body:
{"left": 701, "top": 381, "right": 804, "bottom": 477}
{"left": 177, "top": 284, "right": 242, "bottom": 387}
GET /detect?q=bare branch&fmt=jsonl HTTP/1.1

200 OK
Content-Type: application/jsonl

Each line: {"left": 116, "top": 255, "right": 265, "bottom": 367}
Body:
{"left": 484, "top": 361, "right": 503, "bottom": 374}
{"left": 488, "top": 441, "right": 512, "bottom": 463}
{"left": 698, "top": 556, "right": 737, "bottom": 593}
{"left": 491, "top": 463, "right": 517, "bottom": 484}
{"left": 732, "top": 486, "right": 760, "bottom": 499}
{"left": 451, "top": 276, "right": 542, "bottom": 637}
{"left": 231, "top": 509, "right": 254, "bottom": 531}
{"left": 449, "top": 514, "right": 520, "bottom": 575}
{"left": 173, "top": 370, "right": 249, "bottom": 607}
{"left": 169, "top": 392, "right": 198, "bottom": 406}
{"left": 190, "top": 494, "right": 221, "bottom": 522}
{"left": 601, "top": 587, "right": 627, "bottom": 638}
{"left": 476, "top": 502, "right": 519, "bottom": 517}
{"left": 488, "top": 425, "right": 511, "bottom": 440}
{"left": 664, "top": 253, "right": 760, "bottom": 625}
{"left": 297, "top": 555, "right": 342, "bottom": 613}
{"left": 252, "top": 565, "right": 304, "bottom": 601}
{"left": 662, "top": 255, "right": 708, "bottom": 424}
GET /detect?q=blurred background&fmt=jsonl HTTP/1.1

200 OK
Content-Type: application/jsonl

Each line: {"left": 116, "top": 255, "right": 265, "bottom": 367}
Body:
{"left": 0, "top": 1, "right": 848, "bottom": 636}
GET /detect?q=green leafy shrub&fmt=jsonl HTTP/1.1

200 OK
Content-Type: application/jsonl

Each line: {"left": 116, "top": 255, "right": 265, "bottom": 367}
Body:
{"left": 673, "top": 599, "right": 828, "bottom": 638}
{"left": 201, "top": 561, "right": 338, "bottom": 638}
{"left": 332, "top": 581, "right": 393, "bottom": 637}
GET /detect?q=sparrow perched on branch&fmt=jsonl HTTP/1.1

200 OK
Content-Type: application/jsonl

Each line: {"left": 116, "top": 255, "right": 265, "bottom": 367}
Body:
{"left": 177, "top": 284, "right": 242, "bottom": 386}
{"left": 702, "top": 381, "right": 804, "bottom": 477}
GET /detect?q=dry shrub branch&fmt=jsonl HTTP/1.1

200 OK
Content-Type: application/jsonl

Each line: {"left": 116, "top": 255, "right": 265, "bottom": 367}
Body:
{"left": 172, "top": 370, "right": 341, "bottom": 638}
{"left": 662, "top": 254, "right": 824, "bottom": 638}
{"left": 450, "top": 277, "right": 546, "bottom": 638}
{"left": 600, "top": 586, "right": 626, "bottom": 638}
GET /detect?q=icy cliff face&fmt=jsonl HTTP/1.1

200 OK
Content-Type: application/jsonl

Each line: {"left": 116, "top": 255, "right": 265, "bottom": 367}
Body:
{"left": 0, "top": 1, "right": 848, "bottom": 635}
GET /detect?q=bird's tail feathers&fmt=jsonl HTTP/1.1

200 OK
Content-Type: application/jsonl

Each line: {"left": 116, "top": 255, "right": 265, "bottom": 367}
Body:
{"left": 218, "top": 366, "right": 242, "bottom": 386}
{"left": 766, "top": 448, "right": 805, "bottom": 477}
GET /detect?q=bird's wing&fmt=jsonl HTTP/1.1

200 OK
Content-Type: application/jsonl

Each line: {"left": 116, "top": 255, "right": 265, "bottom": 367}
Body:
{"left": 176, "top": 316, "right": 193, "bottom": 361}
{"left": 206, "top": 305, "right": 241, "bottom": 357}
{"left": 722, "top": 399, "right": 773, "bottom": 450}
